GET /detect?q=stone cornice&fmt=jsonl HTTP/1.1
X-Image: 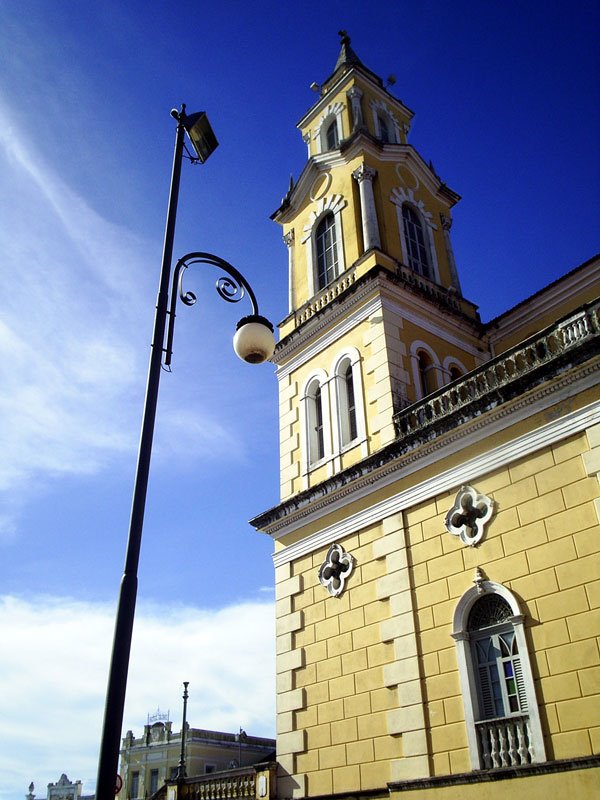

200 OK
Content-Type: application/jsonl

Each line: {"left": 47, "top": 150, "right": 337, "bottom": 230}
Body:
{"left": 274, "top": 265, "right": 482, "bottom": 368}
{"left": 387, "top": 755, "right": 600, "bottom": 793}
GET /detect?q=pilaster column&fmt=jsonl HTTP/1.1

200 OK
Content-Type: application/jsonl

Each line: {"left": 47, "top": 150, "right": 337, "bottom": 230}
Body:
{"left": 440, "top": 213, "right": 462, "bottom": 295}
{"left": 347, "top": 86, "right": 363, "bottom": 130}
{"left": 352, "top": 163, "right": 381, "bottom": 251}
{"left": 283, "top": 230, "right": 295, "bottom": 313}
{"left": 302, "top": 132, "right": 311, "bottom": 159}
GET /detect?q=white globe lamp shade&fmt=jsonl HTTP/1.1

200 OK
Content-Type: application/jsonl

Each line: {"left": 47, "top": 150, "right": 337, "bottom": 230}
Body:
{"left": 233, "top": 315, "right": 276, "bottom": 364}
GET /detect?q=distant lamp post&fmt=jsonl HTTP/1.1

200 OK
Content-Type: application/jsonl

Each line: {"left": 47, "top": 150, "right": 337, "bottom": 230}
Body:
{"left": 95, "top": 106, "right": 275, "bottom": 800}
{"left": 235, "top": 727, "right": 248, "bottom": 767}
{"left": 176, "top": 682, "right": 190, "bottom": 782}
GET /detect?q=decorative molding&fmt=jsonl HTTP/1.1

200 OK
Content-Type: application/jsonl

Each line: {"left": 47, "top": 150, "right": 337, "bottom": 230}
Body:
{"left": 309, "top": 172, "right": 332, "bottom": 202}
{"left": 390, "top": 186, "right": 437, "bottom": 230}
{"left": 276, "top": 269, "right": 482, "bottom": 378}
{"left": 451, "top": 577, "right": 546, "bottom": 769}
{"left": 352, "top": 163, "right": 377, "bottom": 183}
{"left": 313, "top": 102, "right": 344, "bottom": 140}
{"left": 440, "top": 213, "right": 453, "bottom": 231}
{"left": 300, "top": 194, "right": 347, "bottom": 244}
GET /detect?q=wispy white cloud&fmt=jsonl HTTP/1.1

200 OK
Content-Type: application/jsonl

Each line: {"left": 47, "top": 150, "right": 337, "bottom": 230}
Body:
{"left": 0, "top": 98, "right": 253, "bottom": 539}
{"left": 0, "top": 102, "right": 148, "bottom": 510}
{"left": 0, "top": 594, "right": 275, "bottom": 800}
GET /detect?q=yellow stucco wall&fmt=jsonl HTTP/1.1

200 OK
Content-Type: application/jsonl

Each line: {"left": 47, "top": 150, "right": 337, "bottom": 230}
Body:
{"left": 405, "top": 430, "right": 600, "bottom": 772}
{"left": 273, "top": 422, "right": 600, "bottom": 796}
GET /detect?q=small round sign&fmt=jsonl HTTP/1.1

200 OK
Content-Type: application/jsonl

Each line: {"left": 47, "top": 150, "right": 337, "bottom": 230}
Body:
{"left": 115, "top": 775, "right": 123, "bottom": 795}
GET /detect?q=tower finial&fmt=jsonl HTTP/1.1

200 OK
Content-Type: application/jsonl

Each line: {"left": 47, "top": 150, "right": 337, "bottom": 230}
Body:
{"left": 338, "top": 29, "right": 350, "bottom": 46}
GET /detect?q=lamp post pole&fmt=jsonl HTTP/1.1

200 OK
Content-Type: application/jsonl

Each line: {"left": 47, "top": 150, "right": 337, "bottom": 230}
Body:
{"left": 95, "top": 111, "right": 188, "bottom": 800}
{"left": 95, "top": 109, "right": 274, "bottom": 799}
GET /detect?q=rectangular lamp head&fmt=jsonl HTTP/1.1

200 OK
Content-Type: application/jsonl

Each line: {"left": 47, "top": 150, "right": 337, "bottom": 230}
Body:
{"left": 183, "top": 111, "right": 218, "bottom": 163}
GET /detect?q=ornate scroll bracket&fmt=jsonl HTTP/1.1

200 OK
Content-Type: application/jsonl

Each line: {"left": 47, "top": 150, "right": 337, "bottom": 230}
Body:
{"left": 445, "top": 485, "right": 494, "bottom": 546}
{"left": 163, "top": 251, "right": 262, "bottom": 367}
{"left": 318, "top": 543, "right": 355, "bottom": 597}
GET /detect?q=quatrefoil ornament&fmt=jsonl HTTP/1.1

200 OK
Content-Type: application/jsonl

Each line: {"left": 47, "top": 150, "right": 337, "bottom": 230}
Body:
{"left": 445, "top": 485, "right": 494, "bottom": 546}
{"left": 318, "top": 543, "right": 355, "bottom": 597}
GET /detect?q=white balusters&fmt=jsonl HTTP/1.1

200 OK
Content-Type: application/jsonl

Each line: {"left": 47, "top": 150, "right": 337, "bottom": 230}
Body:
{"left": 475, "top": 716, "right": 534, "bottom": 768}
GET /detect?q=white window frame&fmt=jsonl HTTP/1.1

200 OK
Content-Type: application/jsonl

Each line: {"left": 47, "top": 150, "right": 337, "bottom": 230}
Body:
{"left": 370, "top": 99, "right": 400, "bottom": 143}
{"left": 330, "top": 348, "right": 367, "bottom": 459}
{"left": 451, "top": 579, "right": 546, "bottom": 769}
{"left": 314, "top": 102, "right": 344, "bottom": 154}
{"left": 409, "top": 340, "right": 443, "bottom": 400}
{"left": 302, "top": 195, "right": 347, "bottom": 297}
{"left": 443, "top": 355, "right": 467, "bottom": 384}
{"left": 390, "top": 188, "right": 440, "bottom": 284}
{"left": 401, "top": 203, "right": 435, "bottom": 279}
{"left": 300, "top": 370, "right": 332, "bottom": 475}
{"left": 315, "top": 212, "right": 339, "bottom": 291}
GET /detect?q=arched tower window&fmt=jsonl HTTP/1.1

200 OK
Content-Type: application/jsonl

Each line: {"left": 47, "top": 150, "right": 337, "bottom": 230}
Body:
{"left": 316, "top": 212, "right": 339, "bottom": 289}
{"left": 344, "top": 363, "right": 357, "bottom": 442}
{"left": 378, "top": 113, "right": 390, "bottom": 143}
{"left": 337, "top": 360, "right": 357, "bottom": 447}
{"left": 449, "top": 365, "right": 463, "bottom": 382}
{"left": 417, "top": 350, "right": 437, "bottom": 397}
{"left": 326, "top": 119, "right": 339, "bottom": 150}
{"left": 402, "top": 204, "right": 433, "bottom": 279}
{"left": 452, "top": 579, "right": 546, "bottom": 770}
{"left": 330, "top": 348, "right": 366, "bottom": 462}
{"left": 306, "top": 379, "right": 326, "bottom": 465}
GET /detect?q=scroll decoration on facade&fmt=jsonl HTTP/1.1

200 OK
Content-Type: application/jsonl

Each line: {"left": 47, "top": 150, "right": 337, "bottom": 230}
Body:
{"left": 318, "top": 542, "right": 355, "bottom": 597}
{"left": 445, "top": 485, "right": 494, "bottom": 546}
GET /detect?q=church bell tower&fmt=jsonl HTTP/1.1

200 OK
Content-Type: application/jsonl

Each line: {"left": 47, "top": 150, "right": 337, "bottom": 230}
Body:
{"left": 273, "top": 31, "right": 482, "bottom": 501}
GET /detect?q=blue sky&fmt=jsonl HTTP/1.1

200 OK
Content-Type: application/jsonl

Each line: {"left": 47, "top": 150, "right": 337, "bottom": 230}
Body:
{"left": 0, "top": 1, "right": 598, "bottom": 798}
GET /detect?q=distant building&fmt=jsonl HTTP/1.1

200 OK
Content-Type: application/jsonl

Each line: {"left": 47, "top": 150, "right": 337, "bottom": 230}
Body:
{"left": 25, "top": 775, "right": 93, "bottom": 800}
{"left": 248, "top": 31, "right": 600, "bottom": 800}
{"left": 118, "top": 716, "right": 275, "bottom": 799}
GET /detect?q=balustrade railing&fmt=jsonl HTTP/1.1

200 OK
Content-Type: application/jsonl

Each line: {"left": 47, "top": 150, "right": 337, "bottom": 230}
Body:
{"left": 295, "top": 269, "right": 357, "bottom": 326}
{"left": 179, "top": 771, "right": 256, "bottom": 799}
{"left": 394, "top": 300, "right": 600, "bottom": 439}
{"left": 475, "top": 714, "right": 534, "bottom": 768}
{"left": 156, "top": 762, "right": 276, "bottom": 800}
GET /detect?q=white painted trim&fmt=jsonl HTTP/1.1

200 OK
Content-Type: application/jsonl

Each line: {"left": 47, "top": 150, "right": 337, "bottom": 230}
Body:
{"left": 275, "top": 276, "right": 482, "bottom": 382}
{"left": 271, "top": 399, "right": 600, "bottom": 565}
{"left": 370, "top": 98, "right": 401, "bottom": 143}
{"left": 452, "top": 581, "right": 546, "bottom": 767}
{"left": 299, "top": 370, "right": 332, "bottom": 475}
{"left": 313, "top": 102, "right": 344, "bottom": 154}
{"left": 391, "top": 189, "right": 440, "bottom": 284}
{"left": 302, "top": 195, "right": 347, "bottom": 298}
{"left": 488, "top": 257, "right": 600, "bottom": 345}
{"left": 330, "top": 346, "right": 367, "bottom": 454}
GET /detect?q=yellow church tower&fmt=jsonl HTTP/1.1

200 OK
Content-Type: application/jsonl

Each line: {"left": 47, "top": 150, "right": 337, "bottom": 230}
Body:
{"left": 273, "top": 31, "right": 481, "bottom": 501}
{"left": 252, "top": 32, "right": 600, "bottom": 800}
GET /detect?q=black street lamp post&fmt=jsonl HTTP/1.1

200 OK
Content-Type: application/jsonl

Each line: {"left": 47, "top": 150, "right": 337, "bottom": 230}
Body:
{"left": 95, "top": 106, "right": 275, "bottom": 800}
